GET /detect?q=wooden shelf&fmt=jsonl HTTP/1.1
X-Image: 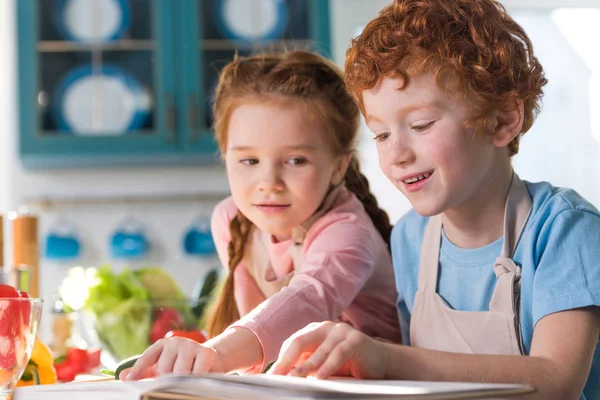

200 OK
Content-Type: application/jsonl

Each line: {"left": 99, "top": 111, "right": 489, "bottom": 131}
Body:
{"left": 200, "top": 39, "right": 314, "bottom": 51}
{"left": 37, "top": 40, "right": 155, "bottom": 52}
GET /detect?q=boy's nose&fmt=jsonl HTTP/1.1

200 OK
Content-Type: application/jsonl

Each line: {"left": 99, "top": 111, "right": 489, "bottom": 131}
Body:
{"left": 386, "top": 135, "right": 416, "bottom": 166}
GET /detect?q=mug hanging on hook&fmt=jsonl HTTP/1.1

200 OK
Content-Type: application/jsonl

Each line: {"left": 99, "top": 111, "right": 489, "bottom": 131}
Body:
{"left": 183, "top": 215, "right": 216, "bottom": 256}
{"left": 44, "top": 216, "right": 81, "bottom": 260}
{"left": 110, "top": 216, "right": 150, "bottom": 259}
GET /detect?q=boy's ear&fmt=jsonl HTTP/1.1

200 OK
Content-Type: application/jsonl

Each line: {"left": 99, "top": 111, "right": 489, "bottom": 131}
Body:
{"left": 332, "top": 154, "right": 352, "bottom": 185}
{"left": 491, "top": 99, "right": 525, "bottom": 148}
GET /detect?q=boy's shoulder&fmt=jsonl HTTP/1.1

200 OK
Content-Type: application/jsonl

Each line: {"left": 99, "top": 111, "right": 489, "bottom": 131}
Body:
{"left": 526, "top": 180, "right": 600, "bottom": 224}
{"left": 389, "top": 180, "right": 600, "bottom": 243}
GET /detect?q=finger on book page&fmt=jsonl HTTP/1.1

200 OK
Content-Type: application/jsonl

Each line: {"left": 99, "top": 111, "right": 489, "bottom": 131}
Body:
{"left": 172, "top": 349, "right": 196, "bottom": 374}
{"left": 191, "top": 346, "right": 220, "bottom": 374}
{"left": 156, "top": 347, "right": 179, "bottom": 375}
{"left": 292, "top": 328, "right": 349, "bottom": 377}
{"left": 269, "top": 321, "right": 333, "bottom": 375}
{"left": 126, "top": 341, "right": 165, "bottom": 380}
{"left": 313, "top": 340, "right": 354, "bottom": 379}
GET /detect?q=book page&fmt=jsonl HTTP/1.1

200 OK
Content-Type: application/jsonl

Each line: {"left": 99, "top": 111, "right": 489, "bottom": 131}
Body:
{"left": 145, "top": 373, "right": 534, "bottom": 400}
{"left": 13, "top": 374, "right": 535, "bottom": 400}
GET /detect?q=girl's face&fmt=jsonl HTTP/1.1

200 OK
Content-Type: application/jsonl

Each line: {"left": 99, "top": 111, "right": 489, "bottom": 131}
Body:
{"left": 225, "top": 101, "right": 343, "bottom": 240}
{"left": 363, "top": 74, "right": 506, "bottom": 217}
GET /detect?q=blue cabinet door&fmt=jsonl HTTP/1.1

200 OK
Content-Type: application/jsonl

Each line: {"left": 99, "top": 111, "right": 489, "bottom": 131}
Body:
{"left": 177, "top": 0, "right": 331, "bottom": 157}
{"left": 17, "top": 0, "right": 179, "bottom": 168}
{"left": 16, "top": 0, "right": 331, "bottom": 168}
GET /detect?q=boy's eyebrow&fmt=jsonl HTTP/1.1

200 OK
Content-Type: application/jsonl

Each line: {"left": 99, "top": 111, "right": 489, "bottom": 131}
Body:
{"left": 228, "top": 144, "right": 318, "bottom": 151}
{"left": 366, "top": 100, "right": 445, "bottom": 125}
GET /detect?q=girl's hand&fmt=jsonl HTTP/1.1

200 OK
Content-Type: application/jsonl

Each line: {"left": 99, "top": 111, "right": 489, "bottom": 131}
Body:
{"left": 119, "top": 337, "right": 226, "bottom": 380}
{"left": 269, "top": 321, "right": 388, "bottom": 380}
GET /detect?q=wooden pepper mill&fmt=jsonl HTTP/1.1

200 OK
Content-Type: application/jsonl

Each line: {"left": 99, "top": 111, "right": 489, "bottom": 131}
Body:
{"left": 11, "top": 212, "right": 39, "bottom": 297}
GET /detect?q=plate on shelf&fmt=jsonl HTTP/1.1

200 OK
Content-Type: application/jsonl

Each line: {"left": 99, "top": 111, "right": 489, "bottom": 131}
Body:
{"left": 216, "top": 0, "right": 289, "bottom": 42}
{"left": 51, "top": 64, "right": 152, "bottom": 135}
{"left": 54, "top": 0, "right": 131, "bottom": 43}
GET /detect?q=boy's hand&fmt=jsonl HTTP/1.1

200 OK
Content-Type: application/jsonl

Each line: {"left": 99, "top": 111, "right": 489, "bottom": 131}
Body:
{"left": 269, "top": 321, "right": 388, "bottom": 380}
{"left": 120, "top": 337, "right": 226, "bottom": 380}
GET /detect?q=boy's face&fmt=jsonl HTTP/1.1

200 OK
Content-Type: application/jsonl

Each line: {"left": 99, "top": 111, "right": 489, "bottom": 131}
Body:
{"left": 363, "top": 74, "right": 503, "bottom": 217}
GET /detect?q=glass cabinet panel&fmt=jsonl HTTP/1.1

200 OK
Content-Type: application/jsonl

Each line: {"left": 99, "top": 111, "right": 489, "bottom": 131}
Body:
{"left": 36, "top": 0, "right": 162, "bottom": 137}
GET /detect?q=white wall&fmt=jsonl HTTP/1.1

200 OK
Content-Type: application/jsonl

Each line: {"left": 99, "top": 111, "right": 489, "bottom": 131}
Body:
{"left": 330, "top": 0, "right": 600, "bottom": 222}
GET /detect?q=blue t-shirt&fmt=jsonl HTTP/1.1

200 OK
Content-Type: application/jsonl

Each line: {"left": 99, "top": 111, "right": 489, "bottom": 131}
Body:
{"left": 392, "top": 181, "right": 600, "bottom": 400}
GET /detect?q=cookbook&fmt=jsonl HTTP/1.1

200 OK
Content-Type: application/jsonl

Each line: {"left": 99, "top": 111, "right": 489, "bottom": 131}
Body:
{"left": 12, "top": 373, "right": 534, "bottom": 400}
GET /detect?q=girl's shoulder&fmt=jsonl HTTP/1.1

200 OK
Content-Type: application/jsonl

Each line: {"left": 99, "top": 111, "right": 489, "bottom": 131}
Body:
{"left": 302, "top": 189, "right": 382, "bottom": 247}
{"left": 211, "top": 196, "right": 239, "bottom": 231}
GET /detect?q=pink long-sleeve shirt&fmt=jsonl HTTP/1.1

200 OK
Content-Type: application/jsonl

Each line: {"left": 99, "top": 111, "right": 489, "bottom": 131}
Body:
{"left": 211, "top": 188, "right": 401, "bottom": 371}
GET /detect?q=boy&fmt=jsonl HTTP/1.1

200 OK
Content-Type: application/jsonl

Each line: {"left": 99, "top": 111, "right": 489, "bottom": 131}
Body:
{"left": 270, "top": 1, "right": 600, "bottom": 399}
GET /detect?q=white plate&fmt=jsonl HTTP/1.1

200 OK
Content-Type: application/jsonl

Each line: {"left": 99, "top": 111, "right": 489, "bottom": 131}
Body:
{"left": 217, "top": 0, "right": 289, "bottom": 41}
{"left": 53, "top": 64, "right": 152, "bottom": 135}
{"left": 55, "top": 0, "right": 131, "bottom": 43}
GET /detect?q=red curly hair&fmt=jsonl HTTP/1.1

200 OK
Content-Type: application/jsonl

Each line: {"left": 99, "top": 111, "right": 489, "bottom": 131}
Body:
{"left": 345, "top": 0, "right": 548, "bottom": 155}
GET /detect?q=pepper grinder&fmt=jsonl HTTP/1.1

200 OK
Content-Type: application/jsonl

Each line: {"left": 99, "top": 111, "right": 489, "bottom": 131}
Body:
{"left": 11, "top": 211, "right": 39, "bottom": 297}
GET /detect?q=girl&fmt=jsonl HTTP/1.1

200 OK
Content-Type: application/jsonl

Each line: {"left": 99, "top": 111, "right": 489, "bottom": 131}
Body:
{"left": 122, "top": 50, "right": 401, "bottom": 378}
{"left": 270, "top": 1, "right": 600, "bottom": 399}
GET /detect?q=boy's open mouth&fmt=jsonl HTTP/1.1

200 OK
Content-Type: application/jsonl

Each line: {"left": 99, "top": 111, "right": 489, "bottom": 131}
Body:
{"left": 403, "top": 172, "right": 432, "bottom": 184}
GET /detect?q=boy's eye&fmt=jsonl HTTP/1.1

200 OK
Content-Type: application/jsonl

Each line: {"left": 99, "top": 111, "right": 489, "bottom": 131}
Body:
{"left": 240, "top": 159, "right": 258, "bottom": 165}
{"left": 286, "top": 157, "right": 307, "bottom": 166}
{"left": 373, "top": 132, "right": 390, "bottom": 142}
{"left": 411, "top": 121, "right": 435, "bottom": 132}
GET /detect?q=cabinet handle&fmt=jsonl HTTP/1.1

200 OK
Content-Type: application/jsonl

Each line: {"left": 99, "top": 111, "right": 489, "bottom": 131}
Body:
{"left": 188, "top": 94, "right": 201, "bottom": 144}
{"left": 165, "top": 94, "right": 176, "bottom": 144}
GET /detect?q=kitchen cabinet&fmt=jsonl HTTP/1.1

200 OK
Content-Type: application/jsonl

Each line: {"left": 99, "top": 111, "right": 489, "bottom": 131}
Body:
{"left": 16, "top": 0, "right": 331, "bottom": 169}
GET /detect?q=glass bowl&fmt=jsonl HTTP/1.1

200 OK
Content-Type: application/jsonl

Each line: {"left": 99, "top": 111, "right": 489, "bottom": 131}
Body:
{"left": 75, "top": 298, "right": 210, "bottom": 370}
{"left": 0, "top": 298, "right": 43, "bottom": 400}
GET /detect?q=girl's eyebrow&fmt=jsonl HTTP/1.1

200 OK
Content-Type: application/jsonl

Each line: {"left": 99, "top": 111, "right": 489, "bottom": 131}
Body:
{"left": 228, "top": 144, "right": 318, "bottom": 151}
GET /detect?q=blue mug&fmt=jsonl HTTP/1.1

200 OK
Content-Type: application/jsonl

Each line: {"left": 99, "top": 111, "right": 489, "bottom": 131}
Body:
{"left": 110, "top": 217, "right": 150, "bottom": 259}
{"left": 183, "top": 217, "right": 216, "bottom": 256}
{"left": 45, "top": 219, "right": 81, "bottom": 260}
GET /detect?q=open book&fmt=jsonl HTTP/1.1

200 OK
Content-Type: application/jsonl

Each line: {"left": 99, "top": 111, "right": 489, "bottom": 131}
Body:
{"left": 13, "top": 373, "right": 534, "bottom": 400}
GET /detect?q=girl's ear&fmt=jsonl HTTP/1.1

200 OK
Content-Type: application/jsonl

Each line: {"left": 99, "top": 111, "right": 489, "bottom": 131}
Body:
{"left": 332, "top": 154, "right": 352, "bottom": 186}
{"left": 491, "top": 99, "right": 525, "bottom": 148}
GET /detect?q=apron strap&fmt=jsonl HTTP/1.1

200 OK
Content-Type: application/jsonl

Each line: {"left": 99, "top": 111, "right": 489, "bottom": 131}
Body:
{"left": 501, "top": 174, "right": 533, "bottom": 258}
{"left": 417, "top": 215, "right": 443, "bottom": 292}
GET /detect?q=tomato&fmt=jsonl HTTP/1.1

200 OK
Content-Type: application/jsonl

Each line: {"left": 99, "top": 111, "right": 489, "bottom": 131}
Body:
{"left": 0, "top": 284, "right": 19, "bottom": 298}
{"left": 0, "top": 285, "right": 21, "bottom": 360}
{"left": 66, "top": 347, "right": 88, "bottom": 372}
{"left": 164, "top": 330, "right": 207, "bottom": 343}
{"left": 0, "top": 338, "right": 16, "bottom": 369}
{"left": 86, "top": 347, "right": 102, "bottom": 370}
{"left": 55, "top": 359, "right": 79, "bottom": 382}
{"left": 18, "top": 290, "right": 31, "bottom": 327}
{"left": 149, "top": 308, "right": 183, "bottom": 343}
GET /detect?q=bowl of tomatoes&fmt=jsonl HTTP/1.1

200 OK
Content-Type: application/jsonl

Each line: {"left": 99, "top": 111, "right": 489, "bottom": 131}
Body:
{"left": 0, "top": 284, "right": 43, "bottom": 398}
{"left": 77, "top": 298, "right": 210, "bottom": 370}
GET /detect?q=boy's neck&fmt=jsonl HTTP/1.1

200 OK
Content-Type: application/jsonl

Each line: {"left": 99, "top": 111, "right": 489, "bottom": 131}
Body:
{"left": 441, "top": 164, "right": 514, "bottom": 249}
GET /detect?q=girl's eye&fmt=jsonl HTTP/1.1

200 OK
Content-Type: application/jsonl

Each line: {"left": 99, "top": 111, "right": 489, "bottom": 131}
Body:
{"left": 240, "top": 159, "right": 258, "bottom": 165}
{"left": 286, "top": 157, "right": 307, "bottom": 166}
{"left": 373, "top": 132, "right": 390, "bottom": 142}
{"left": 411, "top": 121, "right": 435, "bottom": 132}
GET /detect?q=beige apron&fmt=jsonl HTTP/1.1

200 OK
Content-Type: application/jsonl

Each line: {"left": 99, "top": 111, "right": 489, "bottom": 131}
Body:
{"left": 410, "top": 173, "right": 532, "bottom": 355}
{"left": 242, "top": 186, "right": 344, "bottom": 298}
